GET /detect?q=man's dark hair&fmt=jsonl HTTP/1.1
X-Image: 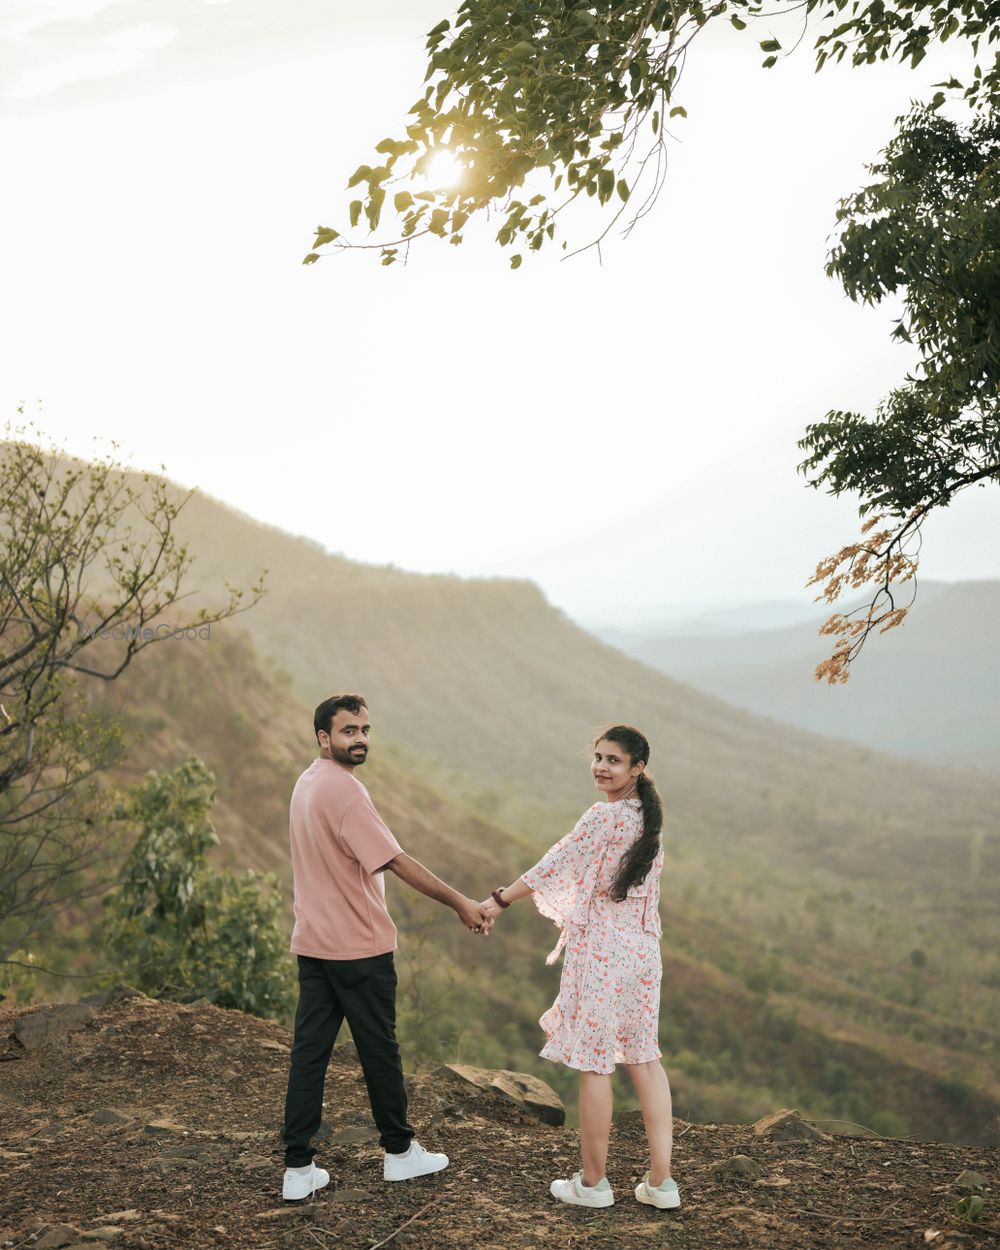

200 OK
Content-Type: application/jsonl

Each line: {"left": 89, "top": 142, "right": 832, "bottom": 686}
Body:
{"left": 314, "top": 694, "right": 368, "bottom": 741}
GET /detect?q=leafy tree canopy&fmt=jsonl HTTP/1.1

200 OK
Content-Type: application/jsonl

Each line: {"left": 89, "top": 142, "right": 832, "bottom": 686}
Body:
{"left": 304, "top": 0, "right": 1000, "bottom": 267}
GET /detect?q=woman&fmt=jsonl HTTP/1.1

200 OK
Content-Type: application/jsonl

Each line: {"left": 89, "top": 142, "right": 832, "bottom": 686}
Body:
{"left": 481, "top": 725, "right": 680, "bottom": 1211}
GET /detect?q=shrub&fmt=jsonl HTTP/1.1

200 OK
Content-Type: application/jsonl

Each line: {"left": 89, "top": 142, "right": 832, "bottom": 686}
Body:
{"left": 101, "top": 757, "right": 295, "bottom": 1019}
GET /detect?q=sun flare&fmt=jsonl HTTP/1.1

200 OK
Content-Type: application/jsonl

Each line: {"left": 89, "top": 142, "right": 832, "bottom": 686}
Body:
{"left": 426, "top": 149, "right": 463, "bottom": 188}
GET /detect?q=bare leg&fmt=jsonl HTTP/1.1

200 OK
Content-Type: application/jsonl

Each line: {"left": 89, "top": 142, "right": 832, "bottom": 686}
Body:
{"left": 578, "top": 1071, "right": 613, "bottom": 1187}
{"left": 625, "top": 1059, "right": 673, "bottom": 1185}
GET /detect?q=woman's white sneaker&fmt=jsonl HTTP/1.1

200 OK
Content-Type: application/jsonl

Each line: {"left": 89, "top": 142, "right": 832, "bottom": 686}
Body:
{"left": 282, "top": 1161, "right": 331, "bottom": 1200}
{"left": 549, "top": 1171, "right": 615, "bottom": 1207}
{"left": 635, "top": 1170, "right": 681, "bottom": 1209}
{"left": 383, "top": 1140, "right": 449, "bottom": 1181}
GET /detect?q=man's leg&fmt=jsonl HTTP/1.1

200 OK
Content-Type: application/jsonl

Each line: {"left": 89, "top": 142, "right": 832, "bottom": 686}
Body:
{"left": 332, "top": 952, "right": 415, "bottom": 1154}
{"left": 283, "top": 955, "right": 345, "bottom": 1167}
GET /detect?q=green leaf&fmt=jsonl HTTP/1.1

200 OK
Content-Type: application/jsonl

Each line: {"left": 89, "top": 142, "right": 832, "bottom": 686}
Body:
{"left": 365, "top": 186, "right": 386, "bottom": 230}
{"left": 731, "top": 15, "right": 747, "bottom": 28}
{"left": 312, "top": 226, "right": 339, "bottom": 248}
{"left": 669, "top": 106, "right": 687, "bottom": 118}
{"left": 375, "top": 138, "right": 399, "bottom": 155}
{"left": 394, "top": 191, "right": 415, "bottom": 211}
{"left": 759, "top": 38, "right": 782, "bottom": 51}
{"left": 616, "top": 178, "right": 630, "bottom": 202}
{"left": 597, "top": 168, "right": 615, "bottom": 204}
{"left": 762, "top": 54, "right": 778, "bottom": 67}
{"left": 349, "top": 200, "right": 363, "bottom": 229}
{"left": 510, "top": 254, "right": 523, "bottom": 269}
{"left": 427, "top": 19, "right": 450, "bottom": 37}
{"left": 346, "top": 164, "right": 372, "bottom": 189}
{"left": 302, "top": 253, "right": 320, "bottom": 265}
{"left": 506, "top": 41, "right": 536, "bottom": 63}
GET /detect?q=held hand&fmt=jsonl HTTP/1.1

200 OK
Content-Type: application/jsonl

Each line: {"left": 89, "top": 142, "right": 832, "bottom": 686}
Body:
{"left": 479, "top": 897, "right": 501, "bottom": 923}
{"left": 456, "top": 896, "right": 493, "bottom": 935}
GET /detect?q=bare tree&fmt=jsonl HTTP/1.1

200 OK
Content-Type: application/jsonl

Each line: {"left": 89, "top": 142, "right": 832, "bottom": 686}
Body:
{"left": 0, "top": 422, "right": 265, "bottom": 966}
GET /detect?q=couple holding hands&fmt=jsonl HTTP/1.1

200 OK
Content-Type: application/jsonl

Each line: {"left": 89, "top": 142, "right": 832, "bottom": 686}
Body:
{"left": 281, "top": 694, "right": 679, "bottom": 1212}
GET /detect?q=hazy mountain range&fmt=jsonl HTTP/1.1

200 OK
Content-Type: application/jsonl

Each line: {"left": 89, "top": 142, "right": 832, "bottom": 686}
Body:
{"left": 35, "top": 466, "right": 1000, "bottom": 1141}
{"left": 593, "top": 580, "right": 998, "bottom": 775}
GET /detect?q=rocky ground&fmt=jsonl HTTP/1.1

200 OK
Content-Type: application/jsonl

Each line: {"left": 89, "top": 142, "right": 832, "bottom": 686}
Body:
{"left": 1, "top": 990, "right": 996, "bottom": 1250}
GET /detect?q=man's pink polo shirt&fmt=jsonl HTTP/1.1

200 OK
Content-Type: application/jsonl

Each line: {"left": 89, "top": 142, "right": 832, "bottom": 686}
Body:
{"left": 288, "top": 757, "right": 403, "bottom": 960}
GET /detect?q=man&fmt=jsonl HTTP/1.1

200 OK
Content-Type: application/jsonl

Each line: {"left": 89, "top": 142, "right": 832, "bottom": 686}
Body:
{"left": 281, "top": 693, "right": 492, "bottom": 1201}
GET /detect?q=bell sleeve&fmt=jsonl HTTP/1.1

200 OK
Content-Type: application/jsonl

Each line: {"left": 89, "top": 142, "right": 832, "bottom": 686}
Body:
{"left": 520, "top": 804, "right": 610, "bottom": 964}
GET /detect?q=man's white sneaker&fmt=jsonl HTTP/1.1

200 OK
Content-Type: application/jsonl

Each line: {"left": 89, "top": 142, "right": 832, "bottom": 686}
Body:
{"left": 635, "top": 1171, "right": 681, "bottom": 1209}
{"left": 549, "top": 1171, "right": 615, "bottom": 1208}
{"left": 282, "top": 1161, "right": 331, "bottom": 1200}
{"left": 383, "top": 1140, "right": 449, "bottom": 1181}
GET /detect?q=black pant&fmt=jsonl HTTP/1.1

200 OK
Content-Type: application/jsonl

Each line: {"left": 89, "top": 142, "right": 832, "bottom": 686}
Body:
{"left": 282, "top": 952, "right": 415, "bottom": 1167}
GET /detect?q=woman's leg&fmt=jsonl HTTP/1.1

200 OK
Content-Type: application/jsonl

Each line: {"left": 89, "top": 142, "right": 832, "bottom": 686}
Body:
{"left": 578, "top": 1071, "right": 614, "bottom": 1186}
{"left": 625, "top": 1059, "right": 673, "bottom": 1184}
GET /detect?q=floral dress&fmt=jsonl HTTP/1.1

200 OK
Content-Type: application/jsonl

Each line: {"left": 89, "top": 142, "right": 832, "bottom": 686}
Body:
{"left": 520, "top": 797, "right": 664, "bottom": 1075}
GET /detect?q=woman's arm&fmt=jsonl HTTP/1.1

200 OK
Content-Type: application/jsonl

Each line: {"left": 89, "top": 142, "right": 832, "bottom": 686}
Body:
{"left": 480, "top": 876, "right": 532, "bottom": 920}
{"left": 496, "top": 879, "right": 533, "bottom": 906}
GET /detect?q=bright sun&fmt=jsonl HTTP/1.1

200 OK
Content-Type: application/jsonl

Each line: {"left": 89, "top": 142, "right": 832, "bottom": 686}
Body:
{"left": 426, "top": 150, "right": 463, "bottom": 188}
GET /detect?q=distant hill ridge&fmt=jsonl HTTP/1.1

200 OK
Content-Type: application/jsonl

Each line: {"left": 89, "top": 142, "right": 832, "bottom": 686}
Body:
{"left": 602, "top": 579, "right": 1000, "bottom": 775}
{"left": 20, "top": 455, "right": 1000, "bottom": 1143}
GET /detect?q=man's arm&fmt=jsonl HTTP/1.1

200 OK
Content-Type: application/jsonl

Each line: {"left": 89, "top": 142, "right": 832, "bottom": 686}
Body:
{"left": 382, "top": 853, "right": 491, "bottom": 932}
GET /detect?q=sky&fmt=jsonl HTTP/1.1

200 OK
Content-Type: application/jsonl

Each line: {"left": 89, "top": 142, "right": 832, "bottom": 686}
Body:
{"left": 2, "top": 0, "right": 998, "bottom": 628}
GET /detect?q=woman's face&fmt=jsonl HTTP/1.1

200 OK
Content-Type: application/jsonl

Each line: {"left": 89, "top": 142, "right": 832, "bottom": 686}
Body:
{"left": 591, "top": 737, "right": 643, "bottom": 797}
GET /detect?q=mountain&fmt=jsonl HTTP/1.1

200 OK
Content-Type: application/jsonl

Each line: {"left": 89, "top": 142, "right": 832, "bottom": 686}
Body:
{"left": 599, "top": 580, "right": 1000, "bottom": 775}
{"left": 10, "top": 460, "right": 1000, "bottom": 1142}
{"left": 75, "top": 621, "right": 997, "bottom": 1142}
{"left": 588, "top": 595, "right": 863, "bottom": 644}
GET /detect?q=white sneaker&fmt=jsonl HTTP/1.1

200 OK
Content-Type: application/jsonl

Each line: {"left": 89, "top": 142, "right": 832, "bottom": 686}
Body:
{"left": 383, "top": 1139, "right": 449, "bottom": 1182}
{"left": 635, "top": 1170, "right": 681, "bottom": 1209}
{"left": 549, "top": 1171, "right": 614, "bottom": 1207}
{"left": 282, "top": 1161, "right": 331, "bottom": 1200}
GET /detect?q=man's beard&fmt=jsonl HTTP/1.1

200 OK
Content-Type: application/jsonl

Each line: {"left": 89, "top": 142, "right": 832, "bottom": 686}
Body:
{"left": 331, "top": 744, "right": 368, "bottom": 768}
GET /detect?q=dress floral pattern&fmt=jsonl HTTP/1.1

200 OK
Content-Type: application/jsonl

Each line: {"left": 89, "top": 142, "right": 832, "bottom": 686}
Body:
{"left": 520, "top": 798, "right": 664, "bottom": 1075}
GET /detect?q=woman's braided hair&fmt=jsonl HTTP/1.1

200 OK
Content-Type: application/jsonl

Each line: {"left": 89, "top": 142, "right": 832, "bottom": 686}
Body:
{"left": 599, "top": 724, "right": 664, "bottom": 902}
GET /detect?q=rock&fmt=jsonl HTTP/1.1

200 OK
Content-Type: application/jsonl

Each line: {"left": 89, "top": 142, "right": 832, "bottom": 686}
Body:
{"left": 34, "top": 1121, "right": 71, "bottom": 1139}
{"left": 79, "top": 1229, "right": 124, "bottom": 1242}
{"left": 80, "top": 985, "right": 144, "bottom": 1009}
{"left": 311, "top": 1120, "right": 333, "bottom": 1143}
{"left": 715, "top": 1154, "right": 765, "bottom": 1178}
{"left": 35, "top": 1227, "right": 82, "bottom": 1250}
{"left": 434, "top": 1063, "right": 565, "bottom": 1127}
{"left": 752, "top": 1109, "right": 830, "bottom": 1142}
{"left": 151, "top": 1157, "right": 194, "bottom": 1176}
{"left": 955, "top": 1169, "right": 987, "bottom": 1191}
{"left": 12, "top": 1004, "right": 93, "bottom": 1051}
{"left": 330, "top": 1125, "right": 379, "bottom": 1145}
{"left": 260, "top": 1040, "right": 290, "bottom": 1053}
{"left": 96, "top": 1211, "right": 141, "bottom": 1223}
{"left": 237, "top": 1155, "right": 273, "bottom": 1171}
{"left": 143, "top": 1119, "right": 188, "bottom": 1137}
{"left": 92, "top": 1109, "right": 131, "bottom": 1126}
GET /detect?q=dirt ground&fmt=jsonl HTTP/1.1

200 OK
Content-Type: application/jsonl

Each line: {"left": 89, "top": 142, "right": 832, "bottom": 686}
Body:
{"left": 1, "top": 991, "right": 997, "bottom": 1250}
